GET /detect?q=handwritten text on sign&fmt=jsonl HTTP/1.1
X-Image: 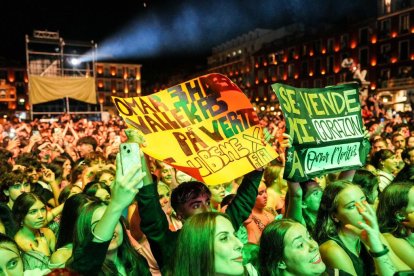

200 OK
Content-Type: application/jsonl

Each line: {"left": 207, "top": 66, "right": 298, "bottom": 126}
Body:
{"left": 113, "top": 74, "right": 277, "bottom": 185}
{"left": 272, "top": 83, "right": 370, "bottom": 182}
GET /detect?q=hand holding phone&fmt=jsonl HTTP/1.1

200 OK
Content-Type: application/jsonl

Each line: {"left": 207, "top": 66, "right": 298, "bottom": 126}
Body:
{"left": 119, "top": 143, "right": 144, "bottom": 189}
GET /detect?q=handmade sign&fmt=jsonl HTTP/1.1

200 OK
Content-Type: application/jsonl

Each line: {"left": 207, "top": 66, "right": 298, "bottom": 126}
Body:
{"left": 271, "top": 82, "right": 370, "bottom": 182}
{"left": 113, "top": 73, "right": 278, "bottom": 185}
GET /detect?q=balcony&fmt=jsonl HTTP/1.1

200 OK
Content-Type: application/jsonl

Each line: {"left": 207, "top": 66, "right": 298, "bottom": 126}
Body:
{"left": 378, "top": 77, "right": 414, "bottom": 90}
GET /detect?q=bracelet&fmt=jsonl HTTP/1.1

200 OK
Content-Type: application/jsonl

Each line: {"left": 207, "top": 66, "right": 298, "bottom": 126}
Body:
{"left": 369, "top": 244, "right": 389, "bottom": 258}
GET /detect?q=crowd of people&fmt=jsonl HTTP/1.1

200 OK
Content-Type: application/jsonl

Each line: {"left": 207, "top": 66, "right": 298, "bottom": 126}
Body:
{"left": 0, "top": 102, "right": 413, "bottom": 275}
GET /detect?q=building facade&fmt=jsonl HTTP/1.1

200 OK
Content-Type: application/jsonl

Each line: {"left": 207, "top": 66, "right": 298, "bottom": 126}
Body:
{"left": 95, "top": 62, "right": 142, "bottom": 114}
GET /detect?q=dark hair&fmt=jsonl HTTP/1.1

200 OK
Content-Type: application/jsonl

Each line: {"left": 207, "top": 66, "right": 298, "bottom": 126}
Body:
{"left": 315, "top": 180, "right": 354, "bottom": 244}
{"left": 377, "top": 182, "right": 414, "bottom": 238}
{"left": 83, "top": 152, "right": 107, "bottom": 167}
{"left": 83, "top": 181, "right": 111, "bottom": 203}
{"left": 76, "top": 136, "right": 98, "bottom": 151}
{"left": 12, "top": 193, "right": 45, "bottom": 227}
{"left": 352, "top": 169, "right": 379, "bottom": 204}
{"left": 371, "top": 149, "right": 394, "bottom": 169}
{"left": 58, "top": 186, "right": 72, "bottom": 205}
{"left": 0, "top": 171, "right": 29, "bottom": 202}
{"left": 173, "top": 212, "right": 231, "bottom": 276}
{"left": 14, "top": 153, "right": 42, "bottom": 171}
{"left": 68, "top": 201, "right": 151, "bottom": 275}
{"left": 259, "top": 219, "right": 297, "bottom": 276}
{"left": 170, "top": 181, "right": 211, "bottom": 213}
{"left": 221, "top": 194, "right": 236, "bottom": 208}
{"left": 401, "top": 147, "right": 414, "bottom": 162}
{"left": 0, "top": 203, "right": 18, "bottom": 237}
{"left": 263, "top": 165, "right": 283, "bottom": 188}
{"left": 95, "top": 169, "right": 115, "bottom": 183}
{"left": 51, "top": 156, "right": 72, "bottom": 181}
{"left": 56, "top": 193, "right": 93, "bottom": 249}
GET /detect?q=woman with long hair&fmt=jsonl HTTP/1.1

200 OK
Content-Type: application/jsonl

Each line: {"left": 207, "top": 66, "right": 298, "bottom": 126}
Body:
{"left": 66, "top": 151, "right": 151, "bottom": 275}
{"left": 259, "top": 219, "right": 347, "bottom": 276}
{"left": 172, "top": 212, "right": 254, "bottom": 276}
{"left": 315, "top": 180, "right": 409, "bottom": 275}
{"left": 12, "top": 193, "right": 56, "bottom": 271}
{"left": 377, "top": 181, "right": 414, "bottom": 269}
{"left": 49, "top": 193, "right": 93, "bottom": 268}
{"left": 68, "top": 201, "right": 151, "bottom": 275}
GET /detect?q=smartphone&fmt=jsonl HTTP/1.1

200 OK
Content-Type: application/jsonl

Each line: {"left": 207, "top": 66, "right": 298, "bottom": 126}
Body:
{"left": 119, "top": 143, "right": 144, "bottom": 189}
{"left": 54, "top": 128, "right": 62, "bottom": 134}
{"left": 114, "top": 135, "right": 121, "bottom": 144}
{"left": 33, "top": 130, "right": 40, "bottom": 136}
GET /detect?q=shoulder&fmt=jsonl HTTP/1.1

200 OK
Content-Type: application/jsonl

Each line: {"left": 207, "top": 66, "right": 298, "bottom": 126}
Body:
{"left": 14, "top": 231, "right": 31, "bottom": 250}
{"left": 50, "top": 247, "right": 72, "bottom": 268}
{"left": 41, "top": 228, "right": 55, "bottom": 239}
{"left": 319, "top": 240, "right": 351, "bottom": 264}
{"left": 319, "top": 240, "right": 357, "bottom": 276}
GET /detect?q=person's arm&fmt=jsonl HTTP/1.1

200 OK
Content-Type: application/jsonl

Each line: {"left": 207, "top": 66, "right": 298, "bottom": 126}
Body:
{"left": 46, "top": 203, "right": 64, "bottom": 224}
{"left": 92, "top": 153, "right": 145, "bottom": 242}
{"left": 225, "top": 169, "right": 264, "bottom": 229}
{"left": 123, "top": 129, "right": 171, "bottom": 268}
{"left": 41, "top": 166, "right": 60, "bottom": 206}
{"left": 383, "top": 234, "right": 414, "bottom": 269}
{"left": 345, "top": 201, "right": 400, "bottom": 276}
{"left": 285, "top": 180, "right": 305, "bottom": 225}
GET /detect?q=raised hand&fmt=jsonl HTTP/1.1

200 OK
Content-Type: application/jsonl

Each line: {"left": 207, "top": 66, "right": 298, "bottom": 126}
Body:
{"left": 112, "top": 153, "right": 146, "bottom": 208}
{"left": 344, "top": 201, "right": 383, "bottom": 252}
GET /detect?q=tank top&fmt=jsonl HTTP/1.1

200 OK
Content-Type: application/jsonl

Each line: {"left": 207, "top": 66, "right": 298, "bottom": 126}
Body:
{"left": 330, "top": 236, "right": 374, "bottom": 276}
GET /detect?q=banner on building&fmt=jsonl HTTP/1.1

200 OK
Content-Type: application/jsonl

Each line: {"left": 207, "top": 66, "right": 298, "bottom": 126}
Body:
{"left": 29, "top": 75, "right": 96, "bottom": 104}
{"left": 271, "top": 82, "right": 370, "bottom": 182}
{"left": 113, "top": 73, "right": 278, "bottom": 185}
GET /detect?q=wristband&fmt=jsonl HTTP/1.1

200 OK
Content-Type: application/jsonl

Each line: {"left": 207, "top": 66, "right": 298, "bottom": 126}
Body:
{"left": 369, "top": 244, "right": 389, "bottom": 258}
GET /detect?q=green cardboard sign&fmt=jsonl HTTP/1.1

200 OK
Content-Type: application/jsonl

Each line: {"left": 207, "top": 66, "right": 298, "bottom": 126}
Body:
{"left": 271, "top": 83, "right": 370, "bottom": 182}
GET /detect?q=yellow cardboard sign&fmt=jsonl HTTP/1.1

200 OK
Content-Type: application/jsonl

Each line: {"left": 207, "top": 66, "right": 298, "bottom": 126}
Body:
{"left": 113, "top": 73, "right": 277, "bottom": 185}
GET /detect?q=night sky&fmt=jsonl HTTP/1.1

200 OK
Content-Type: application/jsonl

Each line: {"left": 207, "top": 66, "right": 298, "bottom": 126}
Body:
{"left": 1, "top": 0, "right": 377, "bottom": 83}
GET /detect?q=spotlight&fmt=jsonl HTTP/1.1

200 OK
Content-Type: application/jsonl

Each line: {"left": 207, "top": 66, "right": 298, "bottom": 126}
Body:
{"left": 70, "top": 58, "right": 81, "bottom": 66}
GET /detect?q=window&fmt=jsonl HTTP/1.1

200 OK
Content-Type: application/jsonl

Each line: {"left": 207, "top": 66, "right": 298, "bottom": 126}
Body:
{"left": 258, "top": 86, "right": 265, "bottom": 98}
{"left": 315, "top": 58, "right": 321, "bottom": 76}
{"left": 327, "top": 56, "right": 334, "bottom": 73}
{"left": 379, "top": 19, "right": 391, "bottom": 38}
{"left": 0, "top": 70, "right": 7, "bottom": 80}
{"left": 301, "top": 61, "right": 308, "bottom": 76}
{"left": 277, "top": 65, "right": 285, "bottom": 79}
{"left": 289, "top": 48, "right": 295, "bottom": 60}
{"left": 258, "top": 68, "right": 265, "bottom": 80}
{"left": 288, "top": 64, "right": 295, "bottom": 78}
{"left": 359, "top": 48, "right": 369, "bottom": 68}
{"left": 379, "top": 44, "right": 391, "bottom": 64}
{"left": 400, "top": 14, "right": 410, "bottom": 33}
{"left": 313, "top": 40, "right": 321, "bottom": 54}
{"left": 399, "top": 40, "right": 409, "bottom": 60}
{"left": 302, "top": 44, "right": 308, "bottom": 56}
{"left": 301, "top": 80, "right": 309, "bottom": 88}
{"left": 340, "top": 34, "right": 349, "bottom": 50}
{"left": 327, "top": 38, "right": 334, "bottom": 53}
{"left": 359, "top": 28, "right": 369, "bottom": 45}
